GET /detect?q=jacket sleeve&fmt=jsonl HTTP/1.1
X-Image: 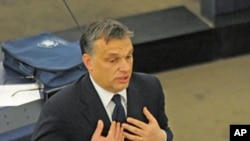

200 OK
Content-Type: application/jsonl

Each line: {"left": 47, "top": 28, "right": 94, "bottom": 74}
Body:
{"left": 153, "top": 76, "right": 174, "bottom": 141}
{"left": 31, "top": 100, "right": 68, "bottom": 141}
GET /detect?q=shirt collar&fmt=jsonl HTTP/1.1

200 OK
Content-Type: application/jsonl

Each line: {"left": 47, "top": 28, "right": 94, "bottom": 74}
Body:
{"left": 89, "top": 75, "right": 127, "bottom": 107}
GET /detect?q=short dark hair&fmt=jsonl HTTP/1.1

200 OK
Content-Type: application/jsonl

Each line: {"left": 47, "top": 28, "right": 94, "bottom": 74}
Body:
{"left": 80, "top": 19, "right": 134, "bottom": 55}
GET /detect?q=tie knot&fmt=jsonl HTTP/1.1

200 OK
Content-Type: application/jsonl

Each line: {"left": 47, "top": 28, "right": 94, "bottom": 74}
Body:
{"left": 112, "top": 94, "right": 122, "bottom": 105}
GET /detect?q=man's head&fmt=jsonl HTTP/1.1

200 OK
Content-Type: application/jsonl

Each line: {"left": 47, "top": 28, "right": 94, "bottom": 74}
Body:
{"left": 80, "top": 19, "right": 134, "bottom": 93}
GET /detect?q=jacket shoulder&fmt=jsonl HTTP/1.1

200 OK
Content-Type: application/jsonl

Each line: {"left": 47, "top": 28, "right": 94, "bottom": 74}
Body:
{"left": 132, "top": 72, "right": 159, "bottom": 82}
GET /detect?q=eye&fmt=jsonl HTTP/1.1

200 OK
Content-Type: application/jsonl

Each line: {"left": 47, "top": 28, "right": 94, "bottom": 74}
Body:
{"left": 108, "top": 58, "right": 118, "bottom": 63}
{"left": 126, "top": 55, "right": 133, "bottom": 59}
{"left": 109, "top": 59, "right": 115, "bottom": 63}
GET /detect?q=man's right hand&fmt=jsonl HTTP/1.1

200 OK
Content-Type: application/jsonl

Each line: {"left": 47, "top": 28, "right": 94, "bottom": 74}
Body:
{"left": 91, "top": 120, "right": 124, "bottom": 141}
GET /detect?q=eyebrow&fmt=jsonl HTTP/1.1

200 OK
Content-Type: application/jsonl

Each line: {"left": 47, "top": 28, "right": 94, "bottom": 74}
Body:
{"left": 106, "top": 48, "right": 134, "bottom": 57}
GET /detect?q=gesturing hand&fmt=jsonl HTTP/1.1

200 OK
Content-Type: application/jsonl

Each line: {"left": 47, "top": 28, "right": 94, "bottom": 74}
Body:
{"left": 91, "top": 120, "right": 125, "bottom": 141}
{"left": 122, "top": 107, "right": 167, "bottom": 141}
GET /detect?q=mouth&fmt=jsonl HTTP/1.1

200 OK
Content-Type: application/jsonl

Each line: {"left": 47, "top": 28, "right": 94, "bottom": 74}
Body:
{"left": 117, "top": 76, "right": 130, "bottom": 83}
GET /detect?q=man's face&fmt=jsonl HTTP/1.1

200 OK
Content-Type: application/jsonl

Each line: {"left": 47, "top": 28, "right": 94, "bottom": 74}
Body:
{"left": 83, "top": 36, "right": 133, "bottom": 93}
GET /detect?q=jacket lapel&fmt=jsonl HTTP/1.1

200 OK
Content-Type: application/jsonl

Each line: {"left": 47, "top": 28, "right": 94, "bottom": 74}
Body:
{"left": 78, "top": 74, "right": 111, "bottom": 136}
{"left": 126, "top": 77, "right": 147, "bottom": 122}
{"left": 76, "top": 73, "right": 148, "bottom": 137}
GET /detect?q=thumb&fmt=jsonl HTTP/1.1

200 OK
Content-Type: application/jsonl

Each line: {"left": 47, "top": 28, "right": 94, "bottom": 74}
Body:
{"left": 93, "top": 120, "right": 104, "bottom": 137}
{"left": 143, "top": 107, "right": 157, "bottom": 123}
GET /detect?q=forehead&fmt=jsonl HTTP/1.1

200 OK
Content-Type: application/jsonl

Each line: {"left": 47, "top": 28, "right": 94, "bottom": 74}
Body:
{"left": 94, "top": 37, "right": 133, "bottom": 55}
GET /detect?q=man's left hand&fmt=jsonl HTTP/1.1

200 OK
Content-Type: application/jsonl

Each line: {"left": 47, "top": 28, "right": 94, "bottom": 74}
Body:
{"left": 122, "top": 107, "right": 166, "bottom": 141}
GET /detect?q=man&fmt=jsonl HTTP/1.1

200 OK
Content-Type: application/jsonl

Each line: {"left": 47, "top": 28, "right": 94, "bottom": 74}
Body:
{"left": 31, "top": 19, "right": 173, "bottom": 141}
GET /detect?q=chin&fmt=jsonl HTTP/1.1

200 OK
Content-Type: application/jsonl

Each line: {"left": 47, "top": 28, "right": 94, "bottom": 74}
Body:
{"left": 114, "top": 84, "right": 129, "bottom": 91}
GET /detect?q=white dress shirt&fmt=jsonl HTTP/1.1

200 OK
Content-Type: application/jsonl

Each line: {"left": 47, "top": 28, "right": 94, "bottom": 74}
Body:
{"left": 90, "top": 76, "right": 127, "bottom": 121}
{"left": 90, "top": 76, "right": 167, "bottom": 141}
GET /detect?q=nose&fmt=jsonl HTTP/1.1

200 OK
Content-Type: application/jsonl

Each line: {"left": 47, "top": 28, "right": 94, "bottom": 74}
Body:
{"left": 119, "top": 58, "right": 132, "bottom": 72}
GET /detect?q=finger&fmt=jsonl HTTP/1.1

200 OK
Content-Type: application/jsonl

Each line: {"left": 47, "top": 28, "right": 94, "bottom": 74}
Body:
{"left": 123, "top": 131, "right": 142, "bottom": 141}
{"left": 116, "top": 123, "right": 125, "bottom": 141}
{"left": 120, "top": 135, "right": 125, "bottom": 141}
{"left": 126, "top": 117, "right": 147, "bottom": 129}
{"left": 122, "top": 123, "right": 143, "bottom": 136}
{"left": 108, "top": 121, "right": 116, "bottom": 136}
{"left": 93, "top": 120, "right": 104, "bottom": 136}
{"left": 143, "top": 107, "right": 157, "bottom": 123}
{"left": 114, "top": 122, "right": 121, "bottom": 139}
{"left": 120, "top": 127, "right": 125, "bottom": 141}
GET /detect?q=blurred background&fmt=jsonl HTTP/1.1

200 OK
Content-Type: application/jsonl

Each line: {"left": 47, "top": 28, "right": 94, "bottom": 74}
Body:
{"left": 0, "top": 0, "right": 201, "bottom": 42}
{"left": 1, "top": 0, "right": 250, "bottom": 141}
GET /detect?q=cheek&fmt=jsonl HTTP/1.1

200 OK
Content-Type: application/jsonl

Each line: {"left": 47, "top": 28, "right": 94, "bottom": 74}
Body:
{"left": 94, "top": 63, "right": 116, "bottom": 78}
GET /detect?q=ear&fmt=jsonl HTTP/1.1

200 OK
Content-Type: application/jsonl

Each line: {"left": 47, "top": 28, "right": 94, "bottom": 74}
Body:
{"left": 82, "top": 54, "right": 93, "bottom": 71}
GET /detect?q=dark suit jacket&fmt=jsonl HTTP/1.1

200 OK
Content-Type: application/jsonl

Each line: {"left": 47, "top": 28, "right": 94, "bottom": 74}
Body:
{"left": 31, "top": 72, "right": 173, "bottom": 141}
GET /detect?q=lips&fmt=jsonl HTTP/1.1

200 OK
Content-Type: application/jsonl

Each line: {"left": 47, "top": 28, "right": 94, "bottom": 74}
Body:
{"left": 117, "top": 76, "right": 130, "bottom": 83}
